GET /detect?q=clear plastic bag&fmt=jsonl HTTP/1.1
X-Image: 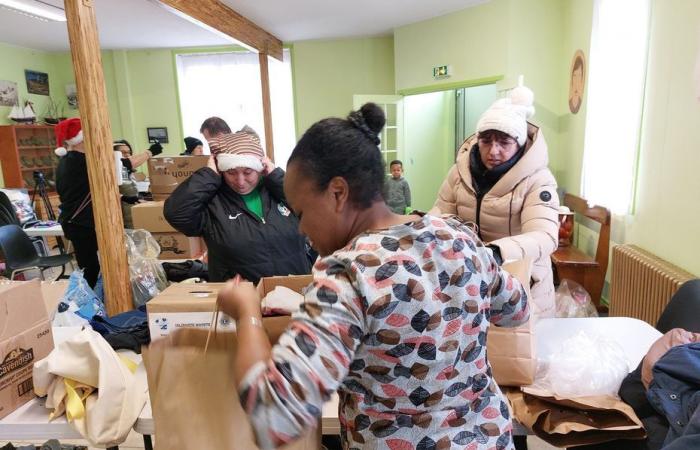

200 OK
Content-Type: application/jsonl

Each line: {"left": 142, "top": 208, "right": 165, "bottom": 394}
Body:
{"left": 538, "top": 331, "right": 629, "bottom": 397}
{"left": 52, "top": 269, "right": 106, "bottom": 327}
{"left": 126, "top": 229, "right": 168, "bottom": 307}
{"left": 555, "top": 279, "right": 599, "bottom": 318}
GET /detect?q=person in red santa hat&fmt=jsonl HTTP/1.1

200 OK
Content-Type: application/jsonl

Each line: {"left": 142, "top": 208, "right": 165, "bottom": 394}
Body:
{"left": 54, "top": 118, "right": 100, "bottom": 288}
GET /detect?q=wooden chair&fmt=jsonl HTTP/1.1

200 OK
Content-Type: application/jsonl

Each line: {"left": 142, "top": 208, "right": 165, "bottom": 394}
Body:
{"left": 551, "top": 193, "right": 611, "bottom": 310}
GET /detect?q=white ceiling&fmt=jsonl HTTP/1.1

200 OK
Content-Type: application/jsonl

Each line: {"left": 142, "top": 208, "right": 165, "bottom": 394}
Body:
{"left": 0, "top": 0, "right": 488, "bottom": 52}
{"left": 221, "top": 0, "right": 489, "bottom": 42}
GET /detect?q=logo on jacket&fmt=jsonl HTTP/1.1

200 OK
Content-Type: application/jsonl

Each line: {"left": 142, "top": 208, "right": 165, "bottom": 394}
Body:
{"left": 277, "top": 204, "right": 291, "bottom": 217}
{"left": 228, "top": 213, "right": 242, "bottom": 220}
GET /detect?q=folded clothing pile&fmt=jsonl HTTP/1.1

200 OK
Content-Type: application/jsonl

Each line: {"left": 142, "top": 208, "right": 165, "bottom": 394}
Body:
{"left": 90, "top": 305, "right": 150, "bottom": 354}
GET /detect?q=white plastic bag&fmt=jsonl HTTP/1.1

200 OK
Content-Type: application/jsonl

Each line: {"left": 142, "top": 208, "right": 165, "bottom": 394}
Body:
{"left": 125, "top": 229, "right": 168, "bottom": 307}
{"left": 538, "top": 331, "right": 629, "bottom": 398}
{"left": 555, "top": 279, "right": 599, "bottom": 318}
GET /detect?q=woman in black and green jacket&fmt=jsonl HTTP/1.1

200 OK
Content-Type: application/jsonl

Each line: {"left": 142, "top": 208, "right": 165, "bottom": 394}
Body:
{"left": 163, "top": 130, "right": 312, "bottom": 283}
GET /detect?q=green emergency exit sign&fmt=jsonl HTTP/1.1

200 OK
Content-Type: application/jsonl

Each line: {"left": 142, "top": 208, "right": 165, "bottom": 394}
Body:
{"left": 433, "top": 65, "right": 450, "bottom": 79}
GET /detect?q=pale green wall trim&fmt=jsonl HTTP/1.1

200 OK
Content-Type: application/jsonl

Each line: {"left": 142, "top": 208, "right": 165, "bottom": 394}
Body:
{"left": 289, "top": 44, "right": 301, "bottom": 139}
{"left": 397, "top": 76, "right": 503, "bottom": 96}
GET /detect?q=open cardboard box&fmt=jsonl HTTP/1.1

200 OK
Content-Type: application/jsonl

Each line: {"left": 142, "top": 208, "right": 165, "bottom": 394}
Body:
{"left": 147, "top": 274, "right": 313, "bottom": 341}
{"left": 0, "top": 280, "right": 54, "bottom": 419}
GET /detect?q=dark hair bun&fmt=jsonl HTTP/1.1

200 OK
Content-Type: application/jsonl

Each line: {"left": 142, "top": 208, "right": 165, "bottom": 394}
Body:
{"left": 359, "top": 102, "right": 386, "bottom": 135}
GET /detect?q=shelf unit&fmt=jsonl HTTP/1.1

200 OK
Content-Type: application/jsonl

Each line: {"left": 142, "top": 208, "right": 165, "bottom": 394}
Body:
{"left": 0, "top": 124, "right": 59, "bottom": 193}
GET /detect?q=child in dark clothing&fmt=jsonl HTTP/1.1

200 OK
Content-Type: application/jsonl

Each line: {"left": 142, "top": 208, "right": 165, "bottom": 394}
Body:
{"left": 384, "top": 160, "right": 411, "bottom": 214}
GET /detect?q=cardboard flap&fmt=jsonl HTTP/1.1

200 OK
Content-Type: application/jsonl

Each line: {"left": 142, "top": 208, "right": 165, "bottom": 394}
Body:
{"left": 0, "top": 280, "right": 48, "bottom": 341}
{"left": 256, "top": 275, "right": 314, "bottom": 297}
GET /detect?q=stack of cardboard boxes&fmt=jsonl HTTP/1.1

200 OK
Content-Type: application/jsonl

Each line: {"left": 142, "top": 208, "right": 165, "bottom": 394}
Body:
{"left": 130, "top": 156, "right": 210, "bottom": 259}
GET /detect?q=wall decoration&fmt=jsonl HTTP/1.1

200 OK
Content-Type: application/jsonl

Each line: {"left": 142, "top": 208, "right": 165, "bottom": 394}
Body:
{"left": 65, "top": 83, "right": 78, "bottom": 109}
{"left": 0, "top": 80, "right": 18, "bottom": 107}
{"left": 568, "top": 49, "right": 586, "bottom": 114}
{"left": 147, "top": 127, "right": 169, "bottom": 144}
{"left": 25, "top": 70, "right": 50, "bottom": 96}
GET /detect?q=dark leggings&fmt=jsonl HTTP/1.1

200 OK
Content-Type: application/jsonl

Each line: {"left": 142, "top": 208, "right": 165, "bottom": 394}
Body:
{"left": 63, "top": 222, "right": 100, "bottom": 288}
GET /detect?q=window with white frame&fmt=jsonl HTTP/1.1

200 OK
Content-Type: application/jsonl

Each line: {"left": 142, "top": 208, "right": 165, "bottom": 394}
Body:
{"left": 175, "top": 49, "right": 296, "bottom": 167}
{"left": 581, "top": 0, "right": 651, "bottom": 215}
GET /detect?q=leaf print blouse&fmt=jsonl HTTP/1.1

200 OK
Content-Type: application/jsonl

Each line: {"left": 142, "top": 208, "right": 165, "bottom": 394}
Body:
{"left": 239, "top": 215, "right": 529, "bottom": 450}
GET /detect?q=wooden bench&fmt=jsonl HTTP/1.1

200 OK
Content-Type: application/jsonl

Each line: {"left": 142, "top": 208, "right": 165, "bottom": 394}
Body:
{"left": 551, "top": 193, "right": 611, "bottom": 310}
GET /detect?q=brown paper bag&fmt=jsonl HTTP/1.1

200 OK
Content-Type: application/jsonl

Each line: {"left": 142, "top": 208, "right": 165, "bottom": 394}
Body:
{"left": 487, "top": 259, "right": 536, "bottom": 386}
{"left": 143, "top": 326, "right": 320, "bottom": 450}
{"left": 507, "top": 387, "right": 646, "bottom": 447}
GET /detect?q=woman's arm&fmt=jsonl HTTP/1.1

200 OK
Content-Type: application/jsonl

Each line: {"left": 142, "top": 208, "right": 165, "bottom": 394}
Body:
{"left": 489, "top": 170, "right": 559, "bottom": 261}
{"left": 163, "top": 159, "right": 221, "bottom": 236}
{"left": 218, "top": 258, "right": 363, "bottom": 449}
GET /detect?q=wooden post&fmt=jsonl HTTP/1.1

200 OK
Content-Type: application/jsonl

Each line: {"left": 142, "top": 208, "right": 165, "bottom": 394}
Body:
{"left": 64, "top": 0, "right": 132, "bottom": 315}
{"left": 258, "top": 52, "right": 274, "bottom": 162}
{"left": 156, "top": 0, "right": 283, "bottom": 60}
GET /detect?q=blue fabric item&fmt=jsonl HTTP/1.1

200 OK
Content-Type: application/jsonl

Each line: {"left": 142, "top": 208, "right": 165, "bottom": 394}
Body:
{"left": 647, "top": 342, "right": 700, "bottom": 449}
{"left": 90, "top": 305, "right": 147, "bottom": 335}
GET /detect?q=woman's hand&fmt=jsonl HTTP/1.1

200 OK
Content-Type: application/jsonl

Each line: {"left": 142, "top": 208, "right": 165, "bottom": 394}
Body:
{"left": 217, "top": 275, "right": 262, "bottom": 321}
{"left": 207, "top": 154, "right": 218, "bottom": 173}
{"left": 261, "top": 156, "right": 275, "bottom": 176}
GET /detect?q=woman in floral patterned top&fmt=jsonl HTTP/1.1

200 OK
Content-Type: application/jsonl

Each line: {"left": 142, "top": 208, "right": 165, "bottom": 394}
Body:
{"left": 218, "top": 103, "right": 529, "bottom": 450}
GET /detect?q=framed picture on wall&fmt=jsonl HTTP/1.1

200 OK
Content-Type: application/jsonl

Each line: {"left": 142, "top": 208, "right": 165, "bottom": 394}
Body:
{"left": 25, "top": 70, "right": 50, "bottom": 96}
{"left": 147, "top": 127, "right": 169, "bottom": 144}
{"left": 65, "top": 84, "right": 78, "bottom": 109}
{"left": 0, "top": 80, "right": 18, "bottom": 106}
{"left": 568, "top": 50, "right": 586, "bottom": 114}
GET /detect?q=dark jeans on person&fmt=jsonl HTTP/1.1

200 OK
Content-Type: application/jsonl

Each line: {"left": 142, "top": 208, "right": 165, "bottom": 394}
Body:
{"left": 62, "top": 222, "right": 100, "bottom": 288}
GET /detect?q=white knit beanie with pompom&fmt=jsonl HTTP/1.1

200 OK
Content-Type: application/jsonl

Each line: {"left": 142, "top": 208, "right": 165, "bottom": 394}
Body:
{"left": 476, "top": 78, "right": 535, "bottom": 146}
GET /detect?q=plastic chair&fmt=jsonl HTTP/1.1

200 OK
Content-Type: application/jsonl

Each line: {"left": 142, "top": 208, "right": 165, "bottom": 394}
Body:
{"left": 0, "top": 224, "right": 73, "bottom": 280}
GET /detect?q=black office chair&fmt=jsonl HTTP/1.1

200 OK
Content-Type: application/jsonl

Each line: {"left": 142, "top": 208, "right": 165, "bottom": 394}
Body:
{"left": 0, "top": 224, "right": 73, "bottom": 280}
{"left": 0, "top": 191, "right": 46, "bottom": 256}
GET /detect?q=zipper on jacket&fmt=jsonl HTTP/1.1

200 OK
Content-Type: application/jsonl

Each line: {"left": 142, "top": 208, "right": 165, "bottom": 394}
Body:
{"left": 475, "top": 196, "right": 484, "bottom": 240}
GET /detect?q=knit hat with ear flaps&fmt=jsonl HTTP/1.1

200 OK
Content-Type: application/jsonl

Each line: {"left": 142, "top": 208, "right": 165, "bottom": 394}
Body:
{"left": 476, "top": 84, "right": 536, "bottom": 146}
{"left": 210, "top": 127, "right": 265, "bottom": 172}
{"left": 54, "top": 118, "right": 83, "bottom": 156}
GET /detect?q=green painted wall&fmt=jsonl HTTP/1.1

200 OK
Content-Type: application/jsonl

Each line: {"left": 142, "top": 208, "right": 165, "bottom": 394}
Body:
{"left": 394, "top": 0, "right": 567, "bottom": 177}
{"left": 291, "top": 37, "right": 395, "bottom": 137}
{"left": 394, "top": 1, "right": 509, "bottom": 94}
{"left": 557, "top": 0, "right": 594, "bottom": 194}
{"left": 0, "top": 43, "right": 77, "bottom": 126}
{"left": 403, "top": 91, "right": 455, "bottom": 211}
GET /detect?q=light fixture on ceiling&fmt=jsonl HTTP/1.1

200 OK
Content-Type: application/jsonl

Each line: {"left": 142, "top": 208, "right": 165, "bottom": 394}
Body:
{"left": 0, "top": 0, "right": 66, "bottom": 22}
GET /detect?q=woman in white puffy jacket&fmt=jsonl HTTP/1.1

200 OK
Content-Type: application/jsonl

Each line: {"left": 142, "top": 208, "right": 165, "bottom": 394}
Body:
{"left": 431, "top": 85, "right": 559, "bottom": 318}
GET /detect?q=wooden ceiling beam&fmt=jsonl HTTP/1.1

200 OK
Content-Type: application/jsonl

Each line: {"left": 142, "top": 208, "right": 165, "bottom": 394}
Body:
{"left": 156, "top": 0, "right": 283, "bottom": 60}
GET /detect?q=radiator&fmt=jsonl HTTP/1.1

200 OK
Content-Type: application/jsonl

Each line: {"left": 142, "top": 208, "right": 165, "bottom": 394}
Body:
{"left": 609, "top": 244, "right": 695, "bottom": 325}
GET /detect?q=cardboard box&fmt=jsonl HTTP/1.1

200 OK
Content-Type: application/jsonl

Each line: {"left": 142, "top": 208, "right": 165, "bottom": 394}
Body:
{"left": 147, "top": 275, "right": 312, "bottom": 341}
{"left": 148, "top": 156, "right": 208, "bottom": 189}
{"left": 132, "top": 201, "right": 176, "bottom": 233}
{"left": 147, "top": 282, "right": 291, "bottom": 341}
{"left": 151, "top": 193, "right": 170, "bottom": 201}
{"left": 0, "top": 281, "right": 69, "bottom": 319}
{"left": 256, "top": 274, "right": 313, "bottom": 298}
{"left": 0, "top": 280, "right": 54, "bottom": 419}
{"left": 153, "top": 232, "right": 201, "bottom": 259}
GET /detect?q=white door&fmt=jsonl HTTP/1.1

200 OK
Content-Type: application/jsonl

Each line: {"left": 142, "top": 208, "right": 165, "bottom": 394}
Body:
{"left": 353, "top": 95, "right": 403, "bottom": 175}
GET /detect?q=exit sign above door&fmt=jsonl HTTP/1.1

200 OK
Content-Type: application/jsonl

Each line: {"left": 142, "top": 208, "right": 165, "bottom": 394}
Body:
{"left": 433, "top": 65, "right": 451, "bottom": 80}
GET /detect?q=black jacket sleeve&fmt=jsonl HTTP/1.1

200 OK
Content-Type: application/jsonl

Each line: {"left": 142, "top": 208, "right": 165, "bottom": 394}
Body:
{"left": 262, "top": 167, "right": 287, "bottom": 204}
{"left": 164, "top": 167, "right": 221, "bottom": 236}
